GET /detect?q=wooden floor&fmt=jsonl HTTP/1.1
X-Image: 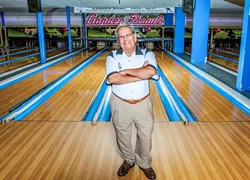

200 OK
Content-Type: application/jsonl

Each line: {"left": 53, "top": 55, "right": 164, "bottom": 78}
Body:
{"left": 156, "top": 51, "right": 250, "bottom": 121}
{"left": 0, "top": 51, "right": 94, "bottom": 117}
{"left": 0, "top": 121, "right": 249, "bottom": 180}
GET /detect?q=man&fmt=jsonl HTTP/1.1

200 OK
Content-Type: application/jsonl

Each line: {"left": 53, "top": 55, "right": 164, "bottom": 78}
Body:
{"left": 106, "top": 24, "right": 159, "bottom": 179}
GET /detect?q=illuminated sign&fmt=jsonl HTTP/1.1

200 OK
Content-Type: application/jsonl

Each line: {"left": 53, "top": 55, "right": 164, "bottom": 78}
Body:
{"left": 86, "top": 13, "right": 164, "bottom": 26}
{"left": 86, "top": 14, "right": 125, "bottom": 26}
{"left": 130, "top": 14, "right": 164, "bottom": 25}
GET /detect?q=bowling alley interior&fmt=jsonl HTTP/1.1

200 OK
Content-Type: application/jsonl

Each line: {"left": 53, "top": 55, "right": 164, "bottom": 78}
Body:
{"left": 0, "top": 0, "right": 250, "bottom": 179}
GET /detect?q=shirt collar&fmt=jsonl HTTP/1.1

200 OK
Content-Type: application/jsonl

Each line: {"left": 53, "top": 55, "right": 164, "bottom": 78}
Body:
{"left": 135, "top": 46, "right": 143, "bottom": 55}
{"left": 116, "top": 49, "right": 123, "bottom": 55}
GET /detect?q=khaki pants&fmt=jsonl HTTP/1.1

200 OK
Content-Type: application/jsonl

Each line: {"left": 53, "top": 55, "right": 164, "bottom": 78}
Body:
{"left": 110, "top": 93, "right": 154, "bottom": 169}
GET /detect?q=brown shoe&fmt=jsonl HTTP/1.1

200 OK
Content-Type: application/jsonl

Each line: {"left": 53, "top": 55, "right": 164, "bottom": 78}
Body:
{"left": 117, "top": 161, "right": 135, "bottom": 176}
{"left": 139, "top": 167, "right": 156, "bottom": 179}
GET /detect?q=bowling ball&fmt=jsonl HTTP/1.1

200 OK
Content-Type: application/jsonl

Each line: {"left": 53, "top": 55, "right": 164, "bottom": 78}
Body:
{"left": 146, "top": 27, "right": 151, "bottom": 32}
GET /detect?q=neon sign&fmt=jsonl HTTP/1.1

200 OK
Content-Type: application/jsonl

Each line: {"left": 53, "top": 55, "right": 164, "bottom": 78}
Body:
{"left": 86, "top": 14, "right": 124, "bottom": 26}
{"left": 130, "top": 14, "right": 164, "bottom": 25}
{"left": 86, "top": 13, "right": 164, "bottom": 26}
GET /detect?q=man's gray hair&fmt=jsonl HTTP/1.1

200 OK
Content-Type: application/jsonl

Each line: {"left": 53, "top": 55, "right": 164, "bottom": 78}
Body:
{"left": 115, "top": 23, "right": 136, "bottom": 39}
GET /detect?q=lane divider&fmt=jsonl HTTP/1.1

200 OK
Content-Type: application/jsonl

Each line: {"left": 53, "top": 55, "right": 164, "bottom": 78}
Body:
{"left": 83, "top": 79, "right": 108, "bottom": 121}
{"left": 157, "top": 66, "right": 197, "bottom": 122}
{"left": 97, "top": 87, "right": 111, "bottom": 122}
{"left": 154, "top": 79, "right": 182, "bottom": 121}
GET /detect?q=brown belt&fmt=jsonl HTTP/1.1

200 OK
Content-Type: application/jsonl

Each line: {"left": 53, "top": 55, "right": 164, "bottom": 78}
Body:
{"left": 114, "top": 94, "right": 150, "bottom": 104}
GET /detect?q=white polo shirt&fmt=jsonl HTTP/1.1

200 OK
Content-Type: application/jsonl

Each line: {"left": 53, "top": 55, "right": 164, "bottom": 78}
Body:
{"left": 106, "top": 46, "right": 160, "bottom": 100}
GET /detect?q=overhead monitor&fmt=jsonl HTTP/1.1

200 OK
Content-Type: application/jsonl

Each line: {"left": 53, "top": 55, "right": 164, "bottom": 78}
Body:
{"left": 182, "top": 0, "right": 194, "bottom": 14}
{"left": 27, "top": 0, "right": 42, "bottom": 13}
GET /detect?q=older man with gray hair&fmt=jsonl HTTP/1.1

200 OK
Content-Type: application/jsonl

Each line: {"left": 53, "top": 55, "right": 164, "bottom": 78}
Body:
{"left": 106, "top": 23, "right": 159, "bottom": 179}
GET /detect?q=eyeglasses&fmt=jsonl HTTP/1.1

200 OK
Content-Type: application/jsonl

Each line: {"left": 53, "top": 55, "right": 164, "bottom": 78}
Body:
{"left": 118, "top": 33, "right": 134, "bottom": 40}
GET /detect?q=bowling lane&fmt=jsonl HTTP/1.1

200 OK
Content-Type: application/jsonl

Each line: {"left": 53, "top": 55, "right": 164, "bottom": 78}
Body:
{"left": 0, "top": 50, "right": 94, "bottom": 116}
{"left": 25, "top": 52, "right": 169, "bottom": 121}
{"left": 0, "top": 48, "right": 66, "bottom": 73}
{"left": 150, "top": 81, "right": 169, "bottom": 121}
{"left": 24, "top": 52, "right": 108, "bottom": 121}
{"left": 155, "top": 51, "right": 250, "bottom": 121}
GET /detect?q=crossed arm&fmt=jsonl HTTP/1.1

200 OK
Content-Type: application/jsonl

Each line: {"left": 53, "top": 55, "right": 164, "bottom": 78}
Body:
{"left": 108, "top": 63, "right": 156, "bottom": 85}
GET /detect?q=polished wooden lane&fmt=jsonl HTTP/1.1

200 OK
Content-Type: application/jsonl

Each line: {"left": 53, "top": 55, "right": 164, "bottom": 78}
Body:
{"left": 24, "top": 53, "right": 169, "bottom": 121}
{"left": 156, "top": 51, "right": 250, "bottom": 121}
{"left": 0, "top": 121, "right": 249, "bottom": 179}
{"left": 150, "top": 81, "right": 169, "bottom": 121}
{"left": 0, "top": 48, "right": 66, "bottom": 73}
{"left": 24, "top": 52, "right": 108, "bottom": 121}
{"left": 0, "top": 51, "right": 94, "bottom": 116}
